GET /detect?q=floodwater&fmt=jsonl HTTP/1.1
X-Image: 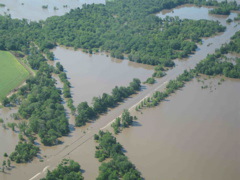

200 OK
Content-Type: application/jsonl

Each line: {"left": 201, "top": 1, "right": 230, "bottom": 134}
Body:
{"left": 116, "top": 78, "right": 240, "bottom": 180}
{"left": 0, "top": 0, "right": 105, "bottom": 21}
{"left": 157, "top": 4, "right": 238, "bottom": 26}
{"left": 53, "top": 46, "right": 154, "bottom": 105}
{"left": 0, "top": 4, "right": 240, "bottom": 180}
{"left": 0, "top": 108, "right": 18, "bottom": 158}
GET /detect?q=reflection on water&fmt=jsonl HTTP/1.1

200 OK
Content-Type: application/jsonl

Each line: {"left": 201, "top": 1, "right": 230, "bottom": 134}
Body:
{"left": 53, "top": 46, "right": 154, "bottom": 105}
{"left": 0, "top": 0, "right": 105, "bottom": 21}
{"left": 116, "top": 78, "right": 240, "bottom": 180}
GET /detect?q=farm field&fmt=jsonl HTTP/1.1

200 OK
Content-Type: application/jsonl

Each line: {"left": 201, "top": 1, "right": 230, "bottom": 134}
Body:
{"left": 0, "top": 51, "right": 29, "bottom": 100}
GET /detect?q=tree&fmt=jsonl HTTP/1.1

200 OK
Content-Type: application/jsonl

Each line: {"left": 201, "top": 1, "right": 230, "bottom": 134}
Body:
{"left": 2, "top": 97, "right": 10, "bottom": 107}
{"left": 121, "top": 109, "right": 133, "bottom": 127}
{"left": 41, "top": 159, "right": 83, "bottom": 180}
{"left": 7, "top": 159, "right": 11, "bottom": 167}
{"left": 3, "top": 153, "right": 8, "bottom": 158}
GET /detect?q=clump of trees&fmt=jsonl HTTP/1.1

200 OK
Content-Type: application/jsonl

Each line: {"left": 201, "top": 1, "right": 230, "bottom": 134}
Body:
{"left": 94, "top": 131, "right": 141, "bottom": 179}
{"left": 9, "top": 142, "right": 40, "bottom": 163}
{"left": 111, "top": 109, "right": 134, "bottom": 134}
{"left": 41, "top": 159, "right": 83, "bottom": 180}
{"left": 144, "top": 77, "right": 155, "bottom": 84}
{"left": 208, "top": 0, "right": 239, "bottom": 15}
{"left": 152, "top": 64, "right": 167, "bottom": 78}
{"left": 1, "top": 97, "right": 10, "bottom": 107}
{"left": 95, "top": 131, "right": 123, "bottom": 162}
{"left": 75, "top": 79, "right": 141, "bottom": 126}
{"left": 196, "top": 31, "right": 240, "bottom": 79}
{"left": 136, "top": 70, "right": 196, "bottom": 110}
{"left": 196, "top": 54, "right": 240, "bottom": 78}
{"left": 18, "top": 47, "right": 69, "bottom": 146}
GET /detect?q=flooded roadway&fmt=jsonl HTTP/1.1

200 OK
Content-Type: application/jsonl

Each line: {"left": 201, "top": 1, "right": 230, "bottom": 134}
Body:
{"left": 0, "top": 4, "right": 240, "bottom": 180}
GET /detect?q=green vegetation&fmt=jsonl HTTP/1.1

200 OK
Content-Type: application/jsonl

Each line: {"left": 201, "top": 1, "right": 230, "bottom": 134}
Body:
{"left": 196, "top": 31, "right": 240, "bottom": 78}
{"left": 0, "top": 0, "right": 237, "bottom": 168}
{"left": 42, "top": 2, "right": 224, "bottom": 66}
{"left": 56, "top": 62, "right": 76, "bottom": 114}
{"left": 75, "top": 79, "right": 141, "bottom": 126}
{"left": 111, "top": 117, "right": 121, "bottom": 134}
{"left": 41, "top": 159, "right": 83, "bottom": 180}
{"left": 59, "top": 72, "right": 71, "bottom": 98}
{"left": 226, "top": 18, "right": 233, "bottom": 23}
{"left": 9, "top": 142, "right": 40, "bottom": 163}
{"left": 95, "top": 131, "right": 123, "bottom": 162}
{"left": 0, "top": 0, "right": 226, "bottom": 68}
{"left": 7, "top": 122, "right": 17, "bottom": 131}
{"left": 208, "top": 0, "right": 239, "bottom": 15}
{"left": 17, "top": 47, "right": 69, "bottom": 146}
{"left": 111, "top": 109, "right": 134, "bottom": 134}
{"left": 196, "top": 54, "right": 240, "bottom": 78}
{"left": 42, "top": 5, "right": 48, "bottom": 9}
{"left": 234, "top": 13, "right": 240, "bottom": 21}
{"left": 95, "top": 131, "right": 142, "bottom": 179}
{"left": 0, "top": 4, "right": 5, "bottom": 7}
{"left": 0, "top": 51, "right": 29, "bottom": 100}
{"left": 137, "top": 70, "right": 196, "bottom": 110}
{"left": 152, "top": 64, "right": 166, "bottom": 78}
{"left": 144, "top": 77, "right": 155, "bottom": 84}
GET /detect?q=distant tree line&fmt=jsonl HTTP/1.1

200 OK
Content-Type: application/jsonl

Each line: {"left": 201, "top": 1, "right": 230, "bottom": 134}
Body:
{"left": 0, "top": 0, "right": 228, "bottom": 68}
{"left": 208, "top": 0, "right": 239, "bottom": 15}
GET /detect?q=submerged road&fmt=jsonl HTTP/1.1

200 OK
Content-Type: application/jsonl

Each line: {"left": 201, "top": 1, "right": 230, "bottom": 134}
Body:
{"left": 0, "top": 16, "right": 239, "bottom": 180}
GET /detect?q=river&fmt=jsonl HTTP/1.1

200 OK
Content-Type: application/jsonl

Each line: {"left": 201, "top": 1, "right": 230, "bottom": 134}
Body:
{"left": 0, "top": 3, "right": 239, "bottom": 180}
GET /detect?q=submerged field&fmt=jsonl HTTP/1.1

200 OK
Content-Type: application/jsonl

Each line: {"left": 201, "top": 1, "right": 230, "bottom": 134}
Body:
{"left": 0, "top": 51, "right": 29, "bottom": 99}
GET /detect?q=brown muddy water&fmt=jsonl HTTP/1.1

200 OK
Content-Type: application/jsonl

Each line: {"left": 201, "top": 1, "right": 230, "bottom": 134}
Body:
{"left": 115, "top": 78, "right": 240, "bottom": 180}
{"left": 0, "top": 4, "right": 240, "bottom": 180}
{"left": 0, "top": 108, "right": 18, "bottom": 158}
{"left": 0, "top": 0, "right": 105, "bottom": 21}
{"left": 53, "top": 46, "right": 154, "bottom": 105}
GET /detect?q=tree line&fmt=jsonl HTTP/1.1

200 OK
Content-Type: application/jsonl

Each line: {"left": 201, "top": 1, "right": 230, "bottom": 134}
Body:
{"left": 94, "top": 131, "right": 142, "bottom": 179}
{"left": 13, "top": 47, "right": 69, "bottom": 146}
{"left": 75, "top": 79, "right": 141, "bottom": 126}
{"left": 0, "top": 0, "right": 228, "bottom": 68}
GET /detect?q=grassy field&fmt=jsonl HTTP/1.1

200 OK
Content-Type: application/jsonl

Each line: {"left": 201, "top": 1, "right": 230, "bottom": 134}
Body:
{"left": 0, "top": 51, "right": 29, "bottom": 100}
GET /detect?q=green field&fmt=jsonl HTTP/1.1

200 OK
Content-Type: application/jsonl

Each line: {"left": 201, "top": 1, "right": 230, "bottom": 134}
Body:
{"left": 0, "top": 51, "right": 29, "bottom": 100}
